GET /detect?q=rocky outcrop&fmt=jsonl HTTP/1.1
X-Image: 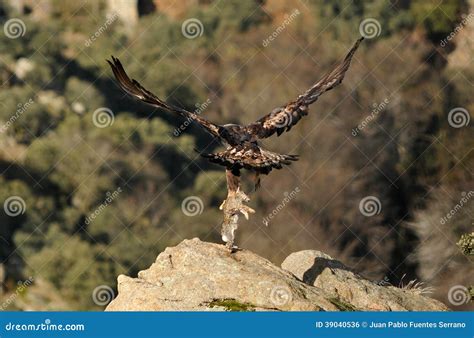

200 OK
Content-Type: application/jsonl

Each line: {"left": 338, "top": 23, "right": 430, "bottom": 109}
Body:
{"left": 281, "top": 250, "right": 446, "bottom": 311}
{"left": 106, "top": 238, "right": 448, "bottom": 311}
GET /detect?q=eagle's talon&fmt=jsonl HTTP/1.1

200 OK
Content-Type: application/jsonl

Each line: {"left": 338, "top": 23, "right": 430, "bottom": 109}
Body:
{"left": 219, "top": 200, "right": 226, "bottom": 210}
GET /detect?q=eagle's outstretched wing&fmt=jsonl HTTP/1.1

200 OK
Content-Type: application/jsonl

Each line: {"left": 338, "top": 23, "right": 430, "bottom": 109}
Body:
{"left": 107, "top": 56, "right": 221, "bottom": 138}
{"left": 249, "top": 37, "right": 363, "bottom": 139}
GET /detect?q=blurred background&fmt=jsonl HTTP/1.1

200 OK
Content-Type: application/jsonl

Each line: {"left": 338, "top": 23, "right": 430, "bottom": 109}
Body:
{"left": 0, "top": 0, "right": 472, "bottom": 310}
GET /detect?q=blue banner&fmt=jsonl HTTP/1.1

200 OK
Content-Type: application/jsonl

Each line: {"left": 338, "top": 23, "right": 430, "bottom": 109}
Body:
{"left": 0, "top": 312, "right": 472, "bottom": 338}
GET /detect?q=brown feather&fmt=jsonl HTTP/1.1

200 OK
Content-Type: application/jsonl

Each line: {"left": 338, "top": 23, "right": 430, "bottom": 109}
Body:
{"left": 107, "top": 56, "right": 221, "bottom": 138}
{"left": 201, "top": 143, "right": 298, "bottom": 175}
{"left": 249, "top": 37, "right": 363, "bottom": 139}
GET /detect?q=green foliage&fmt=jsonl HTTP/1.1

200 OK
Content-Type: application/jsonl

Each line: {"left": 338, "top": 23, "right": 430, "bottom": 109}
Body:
{"left": 64, "top": 77, "right": 105, "bottom": 113}
{"left": 315, "top": 0, "right": 465, "bottom": 40}
{"left": 210, "top": 0, "right": 269, "bottom": 32}
{"left": 329, "top": 297, "right": 357, "bottom": 311}
{"left": 23, "top": 224, "right": 118, "bottom": 308}
{"left": 0, "top": 0, "right": 472, "bottom": 310}
{"left": 208, "top": 298, "right": 256, "bottom": 311}
{"left": 410, "top": 0, "right": 465, "bottom": 39}
{"left": 457, "top": 233, "right": 474, "bottom": 256}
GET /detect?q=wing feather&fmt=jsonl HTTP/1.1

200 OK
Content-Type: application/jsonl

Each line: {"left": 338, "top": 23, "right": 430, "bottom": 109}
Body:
{"left": 250, "top": 37, "right": 363, "bottom": 139}
{"left": 107, "top": 56, "right": 221, "bottom": 138}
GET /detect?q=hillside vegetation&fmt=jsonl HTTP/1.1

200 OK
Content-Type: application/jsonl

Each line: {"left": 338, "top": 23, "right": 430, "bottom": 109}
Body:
{"left": 0, "top": 0, "right": 472, "bottom": 310}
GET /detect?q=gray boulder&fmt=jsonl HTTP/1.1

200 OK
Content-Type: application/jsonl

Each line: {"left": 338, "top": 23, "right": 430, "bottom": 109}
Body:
{"left": 106, "top": 238, "right": 447, "bottom": 311}
{"left": 281, "top": 250, "right": 447, "bottom": 311}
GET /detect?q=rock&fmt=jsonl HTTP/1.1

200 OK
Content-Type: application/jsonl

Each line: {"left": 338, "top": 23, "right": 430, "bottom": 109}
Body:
{"left": 281, "top": 250, "right": 448, "bottom": 311}
{"left": 106, "top": 0, "right": 138, "bottom": 32}
{"left": 106, "top": 239, "right": 448, "bottom": 311}
{"left": 106, "top": 239, "right": 336, "bottom": 311}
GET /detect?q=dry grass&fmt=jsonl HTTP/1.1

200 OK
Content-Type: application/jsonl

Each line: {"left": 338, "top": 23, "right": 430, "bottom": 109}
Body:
{"left": 398, "top": 274, "right": 435, "bottom": 296}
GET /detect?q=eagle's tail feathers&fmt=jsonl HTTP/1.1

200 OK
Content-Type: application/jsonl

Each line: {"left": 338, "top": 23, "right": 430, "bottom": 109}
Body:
{"left": 199, "top": 146, "right": 298, "bottom": 175}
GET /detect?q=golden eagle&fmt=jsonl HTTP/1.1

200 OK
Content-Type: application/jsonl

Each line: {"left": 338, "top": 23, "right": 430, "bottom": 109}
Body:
{"left": 107, "top": 38, "right": 363, "bottom": 189}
